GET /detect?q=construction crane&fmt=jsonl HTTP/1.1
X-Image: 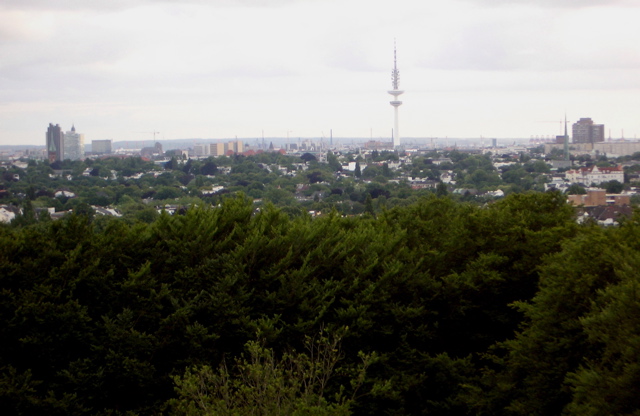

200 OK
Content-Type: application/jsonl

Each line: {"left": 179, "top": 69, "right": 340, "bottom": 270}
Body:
{"left": 535, "top": 121, "right": 564, "bottom": 135}
{"left": 134, "top": 131, "right": 160, "bottom": 141}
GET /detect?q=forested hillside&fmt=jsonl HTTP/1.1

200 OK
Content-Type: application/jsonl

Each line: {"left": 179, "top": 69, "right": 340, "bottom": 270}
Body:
{"left": 1, "top": 192, "right": 639, "bottom": 415}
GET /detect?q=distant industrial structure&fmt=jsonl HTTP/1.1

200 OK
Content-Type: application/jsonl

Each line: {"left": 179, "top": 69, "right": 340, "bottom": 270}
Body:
{"left": 388, "top": 42, "right": 404, "bottom": 149}
{"left": 543, "top": 117, "right": 640, "bottom": 157}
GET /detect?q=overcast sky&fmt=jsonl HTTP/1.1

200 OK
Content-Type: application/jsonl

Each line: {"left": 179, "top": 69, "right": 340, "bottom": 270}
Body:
{"left": 1, "top": 0, "right": 639, "bottom": 146}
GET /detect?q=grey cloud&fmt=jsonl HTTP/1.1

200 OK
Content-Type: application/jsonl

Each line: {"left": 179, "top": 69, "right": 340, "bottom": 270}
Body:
{"left": 0, "top": 27, "right": 135, "bottom": 73}
{"left": 0, "top": 0, "right": 304, "bottom": 11}
{"left": 325, "top": 45, "right": 379, "bottom": 72}
{"left": 212, "top": 65, "right": 297, "bottom": 78}
{"left": 416, "top": 9, "right": 639, "bottom": 73}
{"left": 0, "top": 0, "right": 136, "bottom": 11}
{"left": 458, "top": 0, "right": 637, "bottom": 8}
{"left": 419, "top": 19, "right": 556, "bottom": 71}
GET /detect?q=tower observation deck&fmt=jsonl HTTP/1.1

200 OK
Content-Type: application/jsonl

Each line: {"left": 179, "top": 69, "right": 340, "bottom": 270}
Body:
{"left": 388, "top": 42, "right": 404, "bottom": 148}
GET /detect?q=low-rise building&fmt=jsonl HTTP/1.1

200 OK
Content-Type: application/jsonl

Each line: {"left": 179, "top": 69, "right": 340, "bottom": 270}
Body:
{"left": 565, "top": 165, "right": 624, "bottom": 185}
{"left": 567, "top": 188, "right": 631, "bottom": 207}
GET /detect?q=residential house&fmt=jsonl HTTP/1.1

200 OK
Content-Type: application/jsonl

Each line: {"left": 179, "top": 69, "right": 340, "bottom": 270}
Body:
{"left": 565, "top": 165, "right": 624, "bottom": 185}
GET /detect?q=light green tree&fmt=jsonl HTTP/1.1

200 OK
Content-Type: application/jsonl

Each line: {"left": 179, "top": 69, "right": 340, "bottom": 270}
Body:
{"left": 169, "top": 330, "right": 377, "bottom": 416}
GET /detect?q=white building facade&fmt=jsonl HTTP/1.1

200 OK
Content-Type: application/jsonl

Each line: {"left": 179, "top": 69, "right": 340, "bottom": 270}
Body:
{"left": 565, "top": 165, "right": 624, "bottom": 185}
{"left": 64, "top": 125, "right": 85, "bottom": 161}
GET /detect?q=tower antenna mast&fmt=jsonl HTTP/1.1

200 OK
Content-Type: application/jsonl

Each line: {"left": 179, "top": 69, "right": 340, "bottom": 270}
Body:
{"left": 388, "top": 39, "right": 404, "bottom": 149}
{"left": 563, "top": 114, "right": 569, "bottom": 161}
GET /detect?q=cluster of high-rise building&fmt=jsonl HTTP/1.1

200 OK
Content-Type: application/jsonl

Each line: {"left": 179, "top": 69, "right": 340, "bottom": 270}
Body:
{"left": 46, "top": 123, "right": 86, "bottom": 162}
{"left": 46, "top": 123, "right": 115, "bottom": 161}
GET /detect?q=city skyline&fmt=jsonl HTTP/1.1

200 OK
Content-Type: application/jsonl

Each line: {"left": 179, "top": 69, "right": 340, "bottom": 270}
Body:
{"left": 1, "top": 0, "right": 639, "bottom": 146}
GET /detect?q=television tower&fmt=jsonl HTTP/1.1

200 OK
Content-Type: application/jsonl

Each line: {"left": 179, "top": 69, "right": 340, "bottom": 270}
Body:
{"left": 388, "top": 41, "right": 404, "bottom": 148}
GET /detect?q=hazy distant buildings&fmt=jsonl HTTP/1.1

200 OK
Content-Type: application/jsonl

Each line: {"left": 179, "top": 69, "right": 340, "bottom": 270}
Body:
{"left": 364, "top": 140, "right": 393, "bottom": 150}
{"left": 193, "top": 144, "right": 209, "bottom": 157}
{"left": 209, "top": 143, "right": 225, "bottom": 156}
{"left": 64, "top": 125, "right": 85, "bottom": 161}
{"left": 227, "top": 140, "right": 243, "bottom": 154}
{"left": 47, "top": 123, "right": 84, "bottom": 161}
{"left": 46, "top": 123, "right": 64, "bottom": 163}
{"left": 572, "top": 118, "right": 604, "bottom": 144}
{"left": 92, "top": 139, "right": 112, "bottom": 155}
{"left": 209, "top": 140, "right": 243, "bottom": 156}
{"left": 140, "top": 142, "right": 163, "bottom": 157}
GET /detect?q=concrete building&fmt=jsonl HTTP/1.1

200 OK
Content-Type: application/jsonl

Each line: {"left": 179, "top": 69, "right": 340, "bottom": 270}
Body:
{"left": 46, "top": 123, "right": 64, "bottom": 163}
{"left": 140, "top": 142, "right": 163, "bottom": 157}
{"left": 572, "top": 118, "right": 605, "bottom": 144}
{"left": 209, "top": 142, "right": 225, "bottom": 156}
{"left": 227, "top": 140, "right": 243, "bottom": 154}
{"left": 567, "top": 188, "right": 630, "bottom": 207}
{"left": 193, "top": 144, "right": 209, "bottom": 157}
{"left": 209, "top": 140, "right": 243, "bottom": 156}
{"left": 593, "top": 141, "right": 640, "bottom": 157}
{"left": 63, "top": 125, "right": 85, "bottom": 161}
{"left": 567, "top": 189, "right": 607, "bottom": 206}
{"left": 544, "top": 140, "right": 640, "bottom": 156}
{"left": 92, "top": 139, "right": 112, "bottom": 155}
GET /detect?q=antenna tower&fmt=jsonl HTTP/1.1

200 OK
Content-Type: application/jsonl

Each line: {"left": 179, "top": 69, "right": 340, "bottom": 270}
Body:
{"left": 388, "top": 40, "right": 404, "bottom": 148}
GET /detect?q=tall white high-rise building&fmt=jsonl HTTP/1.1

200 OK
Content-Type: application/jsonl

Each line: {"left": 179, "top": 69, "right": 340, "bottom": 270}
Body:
{"left": 388, "top": 42, "right": 404, "bottom": 148}
{"left": 64, "top": 125, "right": 85, "bottom": 161}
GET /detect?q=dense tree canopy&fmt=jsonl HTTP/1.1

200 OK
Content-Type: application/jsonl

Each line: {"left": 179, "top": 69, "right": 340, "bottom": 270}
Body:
{"left": 1, "top": 188, "right": 639, "bottom": 415}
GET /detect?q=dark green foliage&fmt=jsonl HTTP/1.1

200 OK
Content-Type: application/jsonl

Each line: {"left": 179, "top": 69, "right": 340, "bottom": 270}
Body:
{"left": 200, "top": 160, "right": 217, "bottom": 176}
{"left": 567, "top": 183, "right": 587, "bottom": 194}
{"left": 436, "top": 182, "right": 448, "bottom": 197}
{"left": 300, "top": 153, "right": 317, "bottom": 163}
{"left": 602, "top": 179, "right": 624, "bottom": 193}
{"left": 1, "top": 192, "right": 639, "bottom": 415}
{"left": 327, "top": 151, "right": 342, "bottom": 172}
{"left": 470, "top": 218, "right": 640, "bottom": 415}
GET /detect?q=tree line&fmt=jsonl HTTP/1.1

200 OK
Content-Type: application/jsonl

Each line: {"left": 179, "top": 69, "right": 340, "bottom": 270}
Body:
{"left": 1, "top": 191, "right": 639, "bottom": 414}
